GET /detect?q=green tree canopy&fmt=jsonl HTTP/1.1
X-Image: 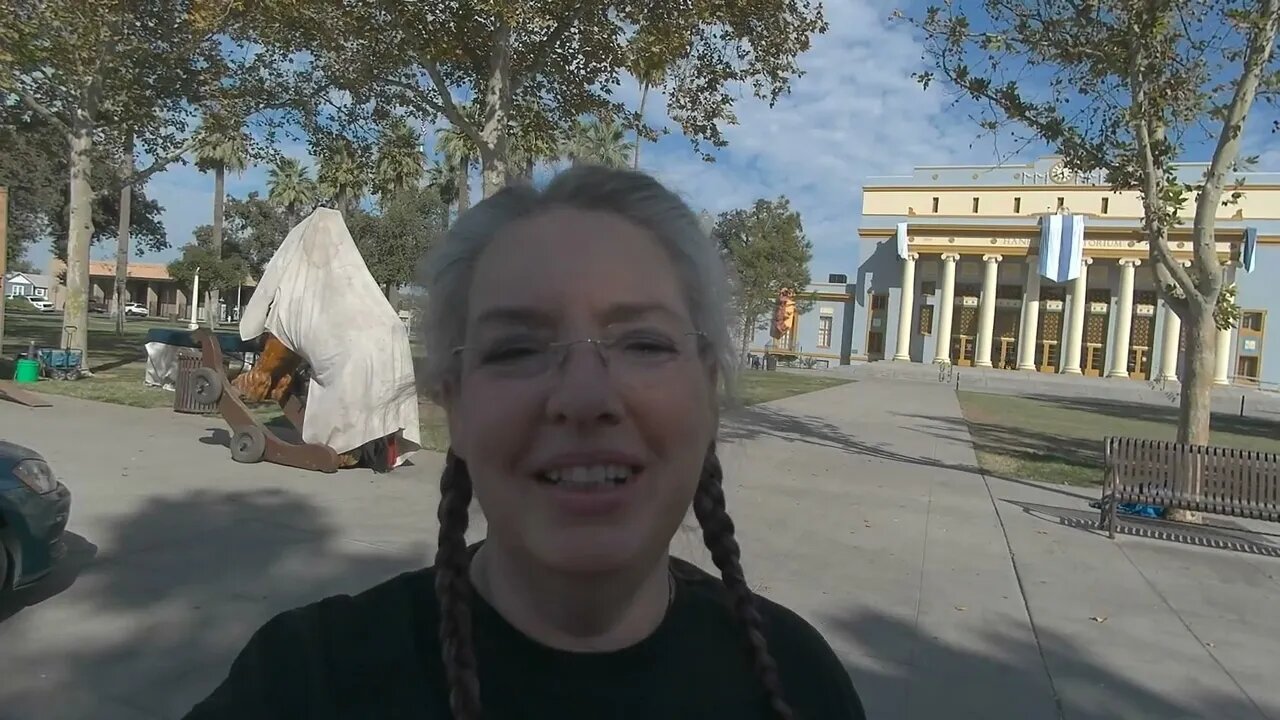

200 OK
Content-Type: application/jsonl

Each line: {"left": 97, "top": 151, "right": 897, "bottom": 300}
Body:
{"left": 349, "top": 185, "right": 450, "bottom": 291}
{"left": 714, "top": 197, "right": 814, "bottom": 360}
{"left": 247, "top": 0, "right": 827, "bottom": 197}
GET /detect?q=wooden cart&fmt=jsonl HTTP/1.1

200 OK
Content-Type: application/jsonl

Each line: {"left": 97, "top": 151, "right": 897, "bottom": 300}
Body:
{"left": 187, "top": 328, "right": 340, "bottom": 473}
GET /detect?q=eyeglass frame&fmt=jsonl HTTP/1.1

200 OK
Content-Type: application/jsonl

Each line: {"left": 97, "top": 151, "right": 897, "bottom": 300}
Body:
{"left": 450, "top": 330, "right": 710, "bottom": 379}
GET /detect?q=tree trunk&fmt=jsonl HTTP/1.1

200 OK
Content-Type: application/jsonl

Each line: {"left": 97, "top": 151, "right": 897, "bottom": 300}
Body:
{"left": 210, "top": 163, "right": 225, "bottom": 327}
{"left": 1168, "top": 304, "right": 1217, "bottom": 523}
{"left": 64, "top": 127, "right": 94, "bottom": 368}
{"left": 480, "top": 19, "right": 515, "bottom": 199}
{"left": 456, "top": 155, "right": 470, "bottom": 213}
{"left": 740, "top": 315, "right": 754, "bottom": 365}
{"left": 114, "top": 135, "right": 134, "bottom": 335}
{"left": 633, "top": 82, "right": 649, "bottom": 170}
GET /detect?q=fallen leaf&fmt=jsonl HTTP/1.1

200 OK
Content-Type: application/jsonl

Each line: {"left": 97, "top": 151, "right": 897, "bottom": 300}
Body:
{"left": 1205, "top": 642, "right": 1215, "bottom": 648}
{"left": 954, "top": 606, "right": 968, "bottom": 612}
{"left": 1090, "top": 616, "right": 1108, "bottom": 623}
{"left": 1037, "top": 530, "right": 1049, "bottom": 535}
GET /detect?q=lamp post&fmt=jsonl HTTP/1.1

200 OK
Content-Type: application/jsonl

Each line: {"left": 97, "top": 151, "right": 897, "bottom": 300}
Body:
{"left": 188, "top": 267, "right": 201, "bottom": 330}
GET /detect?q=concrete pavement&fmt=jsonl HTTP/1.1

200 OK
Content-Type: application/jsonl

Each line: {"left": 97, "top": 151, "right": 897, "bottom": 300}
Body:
{"left": 1, "top": 378, "right": 1278, "bottom": 719}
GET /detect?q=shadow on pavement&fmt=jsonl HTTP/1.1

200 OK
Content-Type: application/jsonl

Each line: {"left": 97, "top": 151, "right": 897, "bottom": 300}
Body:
{"left": 0, "top": 532, "right": 98, "bottom": 624}
{"left": 0, "top": 487, "right": 431, "bottom": 720}
{"left": 1007, "top": 499, "right": 1280, "bottom": 558}
{"left": 829, "top": 606, "right": 1280, "bottom": 720}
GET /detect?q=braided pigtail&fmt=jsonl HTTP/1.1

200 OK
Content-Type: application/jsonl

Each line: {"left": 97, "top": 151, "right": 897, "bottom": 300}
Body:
{"left": 692, "top": 446, "right": 795, "bottom": 720}
{"left": 435, "top": 450, "right": 483, "bottom": 720}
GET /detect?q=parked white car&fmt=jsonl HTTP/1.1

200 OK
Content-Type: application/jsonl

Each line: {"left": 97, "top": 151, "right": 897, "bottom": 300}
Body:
{"left": 123, "top": 302, "right": 149, "bottom": 317}
{"left": 18, "top": 296, "right": 54, "bottom": 312}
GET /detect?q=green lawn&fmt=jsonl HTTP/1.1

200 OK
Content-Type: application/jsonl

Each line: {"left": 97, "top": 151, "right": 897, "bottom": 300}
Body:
{"left": 957, "top": 390, "right": 1280, "bottom": 487}
{"left": 733, "top": 369, "right": 852, "bottom": 406}
{"left": 3, "top": 312, "right": 848, "bottom": 453}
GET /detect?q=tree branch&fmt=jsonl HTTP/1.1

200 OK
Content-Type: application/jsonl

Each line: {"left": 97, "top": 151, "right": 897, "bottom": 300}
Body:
{"left": 14, "top": 88, "right": 69, "bottom": 132}
{"left": 420, "top": 64, "right": 486, "bottom": 151}
{"left": 511, "top": 1, "right": 596, "bottom": 95}
{"left": 1191, "top": 0, "right": 1279, "bottom": 282}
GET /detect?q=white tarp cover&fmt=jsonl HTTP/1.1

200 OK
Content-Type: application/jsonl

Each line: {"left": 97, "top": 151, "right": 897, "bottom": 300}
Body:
{"left": 240, "top": 208, "right": 421, "bottom": 461}
{"left": 144, "top": 342, "right": 179, "bottom": 389}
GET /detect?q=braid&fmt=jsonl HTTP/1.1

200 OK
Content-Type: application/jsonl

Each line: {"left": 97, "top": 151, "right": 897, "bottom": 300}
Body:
{"left": 435, "top": 450, "right": 483, "bottom": 720}
{"left": 692, "top": 446, "right": 795, "bottom": 720}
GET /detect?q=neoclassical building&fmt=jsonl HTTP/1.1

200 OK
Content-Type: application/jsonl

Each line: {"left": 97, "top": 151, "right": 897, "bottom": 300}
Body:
{"left": 753, "top": 155, "right": 1280, "bottom": 387}
{"left": 853, "top": 155, "right": 1280, "bottom": 386}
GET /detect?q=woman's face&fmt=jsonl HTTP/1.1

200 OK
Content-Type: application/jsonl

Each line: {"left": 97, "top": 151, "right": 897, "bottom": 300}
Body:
{"left": 445, "top": 207, "right": 718, "bottom": 576}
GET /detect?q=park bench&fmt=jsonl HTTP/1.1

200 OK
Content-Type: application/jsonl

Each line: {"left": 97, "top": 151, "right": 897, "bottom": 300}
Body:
{"left": 1099, "top": 436, "right": 1280, "bottom": 539}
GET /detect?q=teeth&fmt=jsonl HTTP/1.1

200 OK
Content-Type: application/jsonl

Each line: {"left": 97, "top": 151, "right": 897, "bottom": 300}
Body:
{"left": 543, "top": 464, "right": 633, "bottom": 486}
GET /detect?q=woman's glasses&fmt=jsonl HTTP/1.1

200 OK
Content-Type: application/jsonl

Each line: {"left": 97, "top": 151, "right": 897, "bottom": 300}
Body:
{"left": 453, "top": 330, "right": 707, "bottom": 381}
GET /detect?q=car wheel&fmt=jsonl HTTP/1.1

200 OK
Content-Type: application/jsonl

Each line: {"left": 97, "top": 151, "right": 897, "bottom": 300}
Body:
{"left": 230, "top": 426, "right": 268, "bottom": 464}
{"left": 190, "top": 367, "right": 224, "bottom": 405}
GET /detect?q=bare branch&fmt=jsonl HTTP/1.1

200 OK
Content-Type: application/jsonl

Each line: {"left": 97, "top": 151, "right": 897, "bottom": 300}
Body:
{"left": 420, "top": 64, "right": 485, "bottom": 150}
{"left": 14, "top": 88, "right": 69, "bottom": 132}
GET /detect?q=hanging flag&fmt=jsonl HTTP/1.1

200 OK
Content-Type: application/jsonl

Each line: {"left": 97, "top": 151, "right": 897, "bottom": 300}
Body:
{"left": 1038, "top": 214, "right": 1085, "bottom": 283}
{"left": 1243, "top": 227, "right": 1258, "bottom": 273}
{"left": 896, "top": 222, "right": 909, "bottom": 259}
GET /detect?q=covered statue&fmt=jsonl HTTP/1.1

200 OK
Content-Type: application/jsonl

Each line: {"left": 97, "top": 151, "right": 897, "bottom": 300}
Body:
{"left": 235, "top": 208, "right": 421, "bottom": 470}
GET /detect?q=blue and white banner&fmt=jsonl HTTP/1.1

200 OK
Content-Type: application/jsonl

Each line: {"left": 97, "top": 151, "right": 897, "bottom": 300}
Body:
{"left": 896, "top": 222, "right": 909, "bottom": 259}
{"left": 1038, "top": 214, "right": 1086, "bottom": 283}
{"left": 1242, "top": 227, "right": 1258, "bottom": 273}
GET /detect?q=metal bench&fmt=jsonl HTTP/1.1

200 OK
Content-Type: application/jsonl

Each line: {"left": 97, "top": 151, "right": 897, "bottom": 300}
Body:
{"left": 1099, "top": 436, "right": 1280, "bottom": 539}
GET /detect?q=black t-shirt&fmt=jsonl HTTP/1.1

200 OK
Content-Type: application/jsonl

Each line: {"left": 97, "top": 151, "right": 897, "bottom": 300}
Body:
{"left": 184, "top": 558, "right": 866, "bottom": 719}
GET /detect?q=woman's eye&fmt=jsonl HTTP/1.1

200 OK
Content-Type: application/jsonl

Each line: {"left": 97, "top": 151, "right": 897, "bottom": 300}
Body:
{"left": 481, "top": 344, "right": 544, "bottom": 365}
{"left": 618, "top": 334, "right": 679, "bottom": 355}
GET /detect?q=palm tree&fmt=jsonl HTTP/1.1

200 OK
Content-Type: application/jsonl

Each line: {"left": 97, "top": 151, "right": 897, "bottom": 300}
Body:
{"left": 195, "top": 128, "right": 250, "bottom": 326}
{"left": 317, "top": 141, "right": 368, "bottom": 215}
{"left": 373, "top": 120, "right": 425, "bottom": 206}
{"left": 435, "top": 109, "right": 478, "bottom": 215}
{"left": 563, "top": 117, "right": 633, "bottom": 169}
{"left": 508, "top": 122, "right": 559, "bottom": 183}
{"left": 267, "top": 157, "right": 317, "bottom": 223}
{"left": 425, "top": 159, "right": 458, "bottom": 207}
{"left": 628, "top": 53, "right": 669, "bottom": 170}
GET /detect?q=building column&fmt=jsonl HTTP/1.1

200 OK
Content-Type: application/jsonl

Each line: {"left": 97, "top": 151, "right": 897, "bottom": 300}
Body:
{"left": 1016, "top": 259, "right": 1041, "bottom": 370}
{"left": 974, "top": 254, "right": 1001, "bottom": 367}
{"left": 1157, "top": 301, "right": 1182, "bottom": 382}
{"left": 1062, "top": 257, "right": 1092, "bottom": 374}
{"left": 1107, "top": 258, "right": 1140, "bottom": 378}
{"left": 933, "top": 253, "right": 959, "bottom": 363}
{"left": 1214, "top": 326, "right": 1233, "bottom": 385}
{"left": 893, "top": 253, "right": 918, "bottom": 361}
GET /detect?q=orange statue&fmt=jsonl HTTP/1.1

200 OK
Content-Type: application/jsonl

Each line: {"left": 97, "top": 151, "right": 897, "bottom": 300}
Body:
{"left": 770, "top": 288, "right": 797, "bottom": 340}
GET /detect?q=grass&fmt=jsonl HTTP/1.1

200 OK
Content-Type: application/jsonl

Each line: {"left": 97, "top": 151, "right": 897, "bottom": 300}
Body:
{"left": 957, "top": 390, "right": 1280, "bottom": 487}
{"left": 1, "top": 310, "right": 203, "bottom": 406}
{"left": 3, "top": 312, "right": 849, "bottom": 453}
{"left": 733, "top": 369, "right": 852, "bottom": 406}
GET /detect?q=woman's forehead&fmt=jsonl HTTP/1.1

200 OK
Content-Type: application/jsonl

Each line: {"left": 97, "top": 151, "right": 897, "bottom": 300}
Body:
{"left": 467, "top": 209, "right": 691, "bottom": 325}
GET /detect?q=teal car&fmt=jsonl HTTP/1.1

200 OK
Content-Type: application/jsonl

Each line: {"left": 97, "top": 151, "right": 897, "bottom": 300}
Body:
{"left": 0, "top": 441, "right": 71, "bottom": 593}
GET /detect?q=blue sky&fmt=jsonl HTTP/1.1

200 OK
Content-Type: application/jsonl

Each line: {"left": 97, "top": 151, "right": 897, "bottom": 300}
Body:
{"left": 28, "top": 0, "right": 1280, "bottom": 280}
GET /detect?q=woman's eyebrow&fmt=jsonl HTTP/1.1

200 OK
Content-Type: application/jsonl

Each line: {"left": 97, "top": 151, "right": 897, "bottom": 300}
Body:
{"left": 472, "top": 306, "right": 555, "bottom": 328}
{"left": 600, "top": 302, "right": 685, "bottom": 325}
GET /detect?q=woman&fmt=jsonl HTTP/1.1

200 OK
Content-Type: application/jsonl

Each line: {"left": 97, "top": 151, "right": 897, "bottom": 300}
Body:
{"left": 184, "top": 166, "right": 866, "bottom": 719}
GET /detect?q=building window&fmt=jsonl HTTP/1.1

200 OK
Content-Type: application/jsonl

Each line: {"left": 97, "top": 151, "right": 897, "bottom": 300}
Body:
{"left": 1100, "top": 197, "right": 1110, "bottom": 214}
{"left": 971, "top": 197, "right": 980, "bottom": 213}
{"left": 870, "top": 293, "right": 889, "bottom": 311}
{"left": 1013, "top": 197, "right": 1022, "bottom": 213}
{"left": 931, "top": 197, "right": 939, "bottom": 213}
{"left": 1241, "top": 311, "right": 1265, "bottom": 331}
{"left": 921, "top": 281, "right": 937, "bottom": 295}
{"left": 817, "top": 316, "right": 833, "bottom": 348}
{"left": 1056, "top": 196, "right": 1065, "bottom": 211}
{"left": 919, "top": 305, "right": 934, "bottom": 336}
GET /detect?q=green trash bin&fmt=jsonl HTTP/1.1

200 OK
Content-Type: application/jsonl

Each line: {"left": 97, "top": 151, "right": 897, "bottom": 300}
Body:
{"left": 13, "top": 358, "right": 40, "bottom": 384}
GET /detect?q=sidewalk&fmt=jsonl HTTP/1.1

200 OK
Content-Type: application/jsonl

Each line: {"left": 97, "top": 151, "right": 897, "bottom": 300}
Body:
{"left": 716, "top": 378, "right": 1280, "bottom": 719}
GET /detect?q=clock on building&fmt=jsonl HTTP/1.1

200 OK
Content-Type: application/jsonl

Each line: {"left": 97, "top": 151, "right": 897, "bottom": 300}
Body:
{"left": 1049, "top": 162, "right": 1072, "bottom": 184}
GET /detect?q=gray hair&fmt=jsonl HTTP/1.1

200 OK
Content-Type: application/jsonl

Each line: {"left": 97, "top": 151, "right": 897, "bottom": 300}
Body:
{"left": 415, "top": 165, "right": 737, "bottom": 401}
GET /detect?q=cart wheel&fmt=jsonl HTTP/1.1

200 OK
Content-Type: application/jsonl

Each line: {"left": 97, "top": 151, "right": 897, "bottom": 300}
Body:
{"left": 230, "top": 426, "right": 267, "bottom": 464}
{"left": 190, "top": 367, "right": 224, "bottom": 405}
